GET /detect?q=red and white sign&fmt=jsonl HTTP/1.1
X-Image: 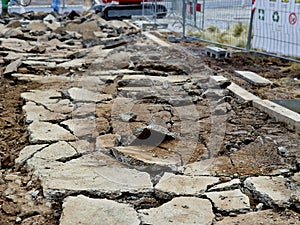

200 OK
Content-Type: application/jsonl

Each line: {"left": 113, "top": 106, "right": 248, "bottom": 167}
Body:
{"left": 289, "top": 12, "right": 297, "bottom": 25}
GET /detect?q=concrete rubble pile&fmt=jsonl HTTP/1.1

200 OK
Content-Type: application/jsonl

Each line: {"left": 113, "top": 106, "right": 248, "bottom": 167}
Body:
{"left": 0, "top": 10, "right": 299, "bottom": 225}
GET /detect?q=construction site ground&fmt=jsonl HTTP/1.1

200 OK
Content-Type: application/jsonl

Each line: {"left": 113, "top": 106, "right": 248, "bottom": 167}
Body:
{"left": 0, "top": 10, "right": 299, "bottom": 225}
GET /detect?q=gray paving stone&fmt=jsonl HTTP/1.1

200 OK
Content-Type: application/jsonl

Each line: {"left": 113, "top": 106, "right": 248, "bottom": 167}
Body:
{"left": 21, "top": 90, "right": 62, "bottom": 105}
{"left": 139, "top": 197, "right": 214, "bottom": 225}
{"left": 71, "top": 103, "right": 96, "bottom": 117}
{"left": 28, "top": 122, "right": 76, "bottom": 144}
{"left": 67, "top": 87, "right": 112, "bottom": 103}
{"left": 155, "top": 173, "right": 219, "bottom": 196}
{"left": 206, "top": 189, "right": 250, "bottom": 213}
{"left": 57, "top": 58, "right": 89, "bottom": 69}
{"left": 244, "top": 176, "right": 294, "bottom": 208}
{"left": 208, "top": 179, "right": 241, "bottom": 191}
{"left": 111, "top": 146, "right": 182, "bottom": 172}
{"left": 22, "top": 60, "right": 56, "bottom": 68}
{"left": 60, "top": 195, "right": 140, "bottom": 225}
{"left": 235, "top": 70, "right": 272, "bottom": 86}
{"left": 96, "top": 134, "right": 116, "bottom": 149}
{"left": 68, "top": 140, "right": 96, "bottom": 154}
{"left": 32, "top": 141, "right": 78, "bottom": 162}
{"left": 23, "top": 102, "right": 66, "bottom": 123}
{"left": 15, "top": 144, "right": 48, "bottom": 167}
{"left": 44, "top": 99, "right": 74, "bottom": 114}
{"left": 34, "top": 152, "right": 153, "bottom": 198}
{"left": 61, "top": 119, "right": 97, "bottom": 138}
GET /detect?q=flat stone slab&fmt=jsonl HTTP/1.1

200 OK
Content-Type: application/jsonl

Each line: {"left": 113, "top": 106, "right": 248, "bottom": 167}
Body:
{"left": 35, "top": 152, "right": 153, "bottom": 198}
{"left": 111, "top": 146, "right": 182, "bottom": 172}
{"left": 214, "top": 209, "right": 300, "bottom": 225}
{"left": 61, "top": 119, "right": 97, "bottom": 138}
{"left": 60, "top": 195, "right": 140, "bottom": 225}
{"left": 139, "top": 197, "right": 214, "bottom": 225}
{"left": 206, "top": 189, "right": 250, "bottom": 213}
{"left": 15, "top": 144, "right": 48, "bottom": 167}
{"left": 235, "top": 70, "right": 272, "bottom": 86}
{"left": 28, "top": 122, "right": 77, "bottom": 144}
{"left": 67, "top": 87, "right": 112, "bottom": 103}
{"left": 244, "top": 176, "right": 294, "bottom": 208}
{"left": 32, "top": 141, "right": 78, "bottom": 162}
{"left": 23, "top": 102, "right": 66, "bottom": 123}
{"left": 155, "top": 173, "right": 219, "bottom": 196}
{"left": 208, "top": 179, "right": 241, "bottom": 191}
{"left": 21, "top": 90, "right": 62, "bottom": 105}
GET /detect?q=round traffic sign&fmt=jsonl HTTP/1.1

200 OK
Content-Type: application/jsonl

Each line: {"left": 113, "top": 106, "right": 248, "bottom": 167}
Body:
{"left": 289, "top": 12, "right": 297, "bottom": 25}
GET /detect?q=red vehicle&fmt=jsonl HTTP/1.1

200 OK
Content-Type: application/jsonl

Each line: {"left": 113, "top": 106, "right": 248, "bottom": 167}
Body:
{"left": 94, "top": 0, "right": 167, "bottom": 20}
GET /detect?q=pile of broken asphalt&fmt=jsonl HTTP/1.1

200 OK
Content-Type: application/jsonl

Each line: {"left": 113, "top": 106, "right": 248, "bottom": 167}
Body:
{"left": 0, "top": 10, "right": 299, "bottom": 225}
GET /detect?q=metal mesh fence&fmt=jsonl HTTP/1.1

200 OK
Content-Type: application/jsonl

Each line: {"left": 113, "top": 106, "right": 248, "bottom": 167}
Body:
{"left": 143, "top": 0, "right": 253, "bottom": 48}
{"left": 196, "top": 0, "right": 252, "bottom": 48}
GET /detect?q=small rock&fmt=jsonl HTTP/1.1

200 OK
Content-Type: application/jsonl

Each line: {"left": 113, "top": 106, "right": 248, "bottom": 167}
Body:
{"left": 256, "top": 203, "right": 264, "bottom": 211}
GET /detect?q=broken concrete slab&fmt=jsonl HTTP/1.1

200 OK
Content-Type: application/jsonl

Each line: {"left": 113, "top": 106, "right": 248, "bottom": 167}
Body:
{"left": 28, "top": 122, "right": 77, "bottom": 144}
{"left": 139, "top": 197, "right": 214, "bottom": 225}
{"left": 23, "top": 102, "right": 66, "bottom": 123}
{"left": 15, "top": 144, "right": 48, "bottom": 167}
{"left": 208, "top": 179, "right": 241, "bottom": 191}
{"left": 244, "top": 176, "right": 294, "bottom": 208}
{"left": 118, "top": 75, "right": 168, "bottom": 87}
{"left": 3, "top": 58, "right": 22, "bottom": 75}
{"left": 71, "top": 103, "right": 96, "bottom": 117}
{"left": 96, "top": 134, "right": 117, "bottom": 149}
{"left": 206, "top": 189, "right": 250, "bottom": 213}
{"left": 61, "top": 119, "right": 97, "bottom": 138}
{"left": 68, "top": 140, "right": 96, "bottom": 154}
{"left": 22, "top": 60, "right": 56, "bottom": 68}
{"left": 155, "top": 173, "right": 219, "bottom": 197}
{"left": 21, "top": 90, "right": 61, "bottom": 105}
{"left": 235, "top": 70, "right": 272, "bottom": 86}
{"left": 60, "top": 195, "right": 140, "bottom": 225}
{"left": 66, "top": 87, "right": 112, "bottom": 103}
{"left": 111, "top": 146, "right": 182, "bottom": 172}
{"left": 38, "top": 152, "right": 153, "bottom": 199}
{"left": 56, "top": 58, "right": 88, "bottom": 69}
{"left": 32, "top": 141, "right": 78, "bottom": 162}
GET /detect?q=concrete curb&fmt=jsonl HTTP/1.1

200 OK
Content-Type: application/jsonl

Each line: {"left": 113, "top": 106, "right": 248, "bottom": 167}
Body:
{"left": 143, "top": 31, "right": 171, "bottom": 47}
{"left": 253, "top": 100, "right": 300, "bottom": 134}
{"left": 227, "top": 81, "right": 300, "bottom": 134}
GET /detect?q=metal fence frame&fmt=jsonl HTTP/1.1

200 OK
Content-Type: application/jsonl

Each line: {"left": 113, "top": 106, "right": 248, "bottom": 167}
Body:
{"left": 140, "top": 0, "right": 299, "bottom": 62}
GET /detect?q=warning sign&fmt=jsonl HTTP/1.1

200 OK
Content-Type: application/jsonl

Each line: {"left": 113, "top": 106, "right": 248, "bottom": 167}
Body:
{"left": 289, "top": 12, "right": 297, "bottom": 25}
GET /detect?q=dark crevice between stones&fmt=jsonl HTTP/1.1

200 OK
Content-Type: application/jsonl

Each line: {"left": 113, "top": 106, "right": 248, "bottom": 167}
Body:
{"left": 16, "top": 144, "right": 50, "bottom": 170}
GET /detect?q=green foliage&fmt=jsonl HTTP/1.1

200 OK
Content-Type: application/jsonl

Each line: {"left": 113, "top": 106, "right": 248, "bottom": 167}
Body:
{"left": 187, "top": 22, "right": 249, "bottom": 48}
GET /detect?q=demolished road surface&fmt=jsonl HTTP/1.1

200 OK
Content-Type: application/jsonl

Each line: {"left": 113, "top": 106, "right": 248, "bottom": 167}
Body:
{"left": 0, "top": 10, "right": 299, "bottom": 225}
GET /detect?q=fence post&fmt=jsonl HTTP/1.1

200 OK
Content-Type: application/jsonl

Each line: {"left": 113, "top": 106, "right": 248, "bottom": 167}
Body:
{"left": 182, "top": 0, "right": 186, "bottom": 37}
{"left": 246, "top": 1, "right": 256, "bottom": 51}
